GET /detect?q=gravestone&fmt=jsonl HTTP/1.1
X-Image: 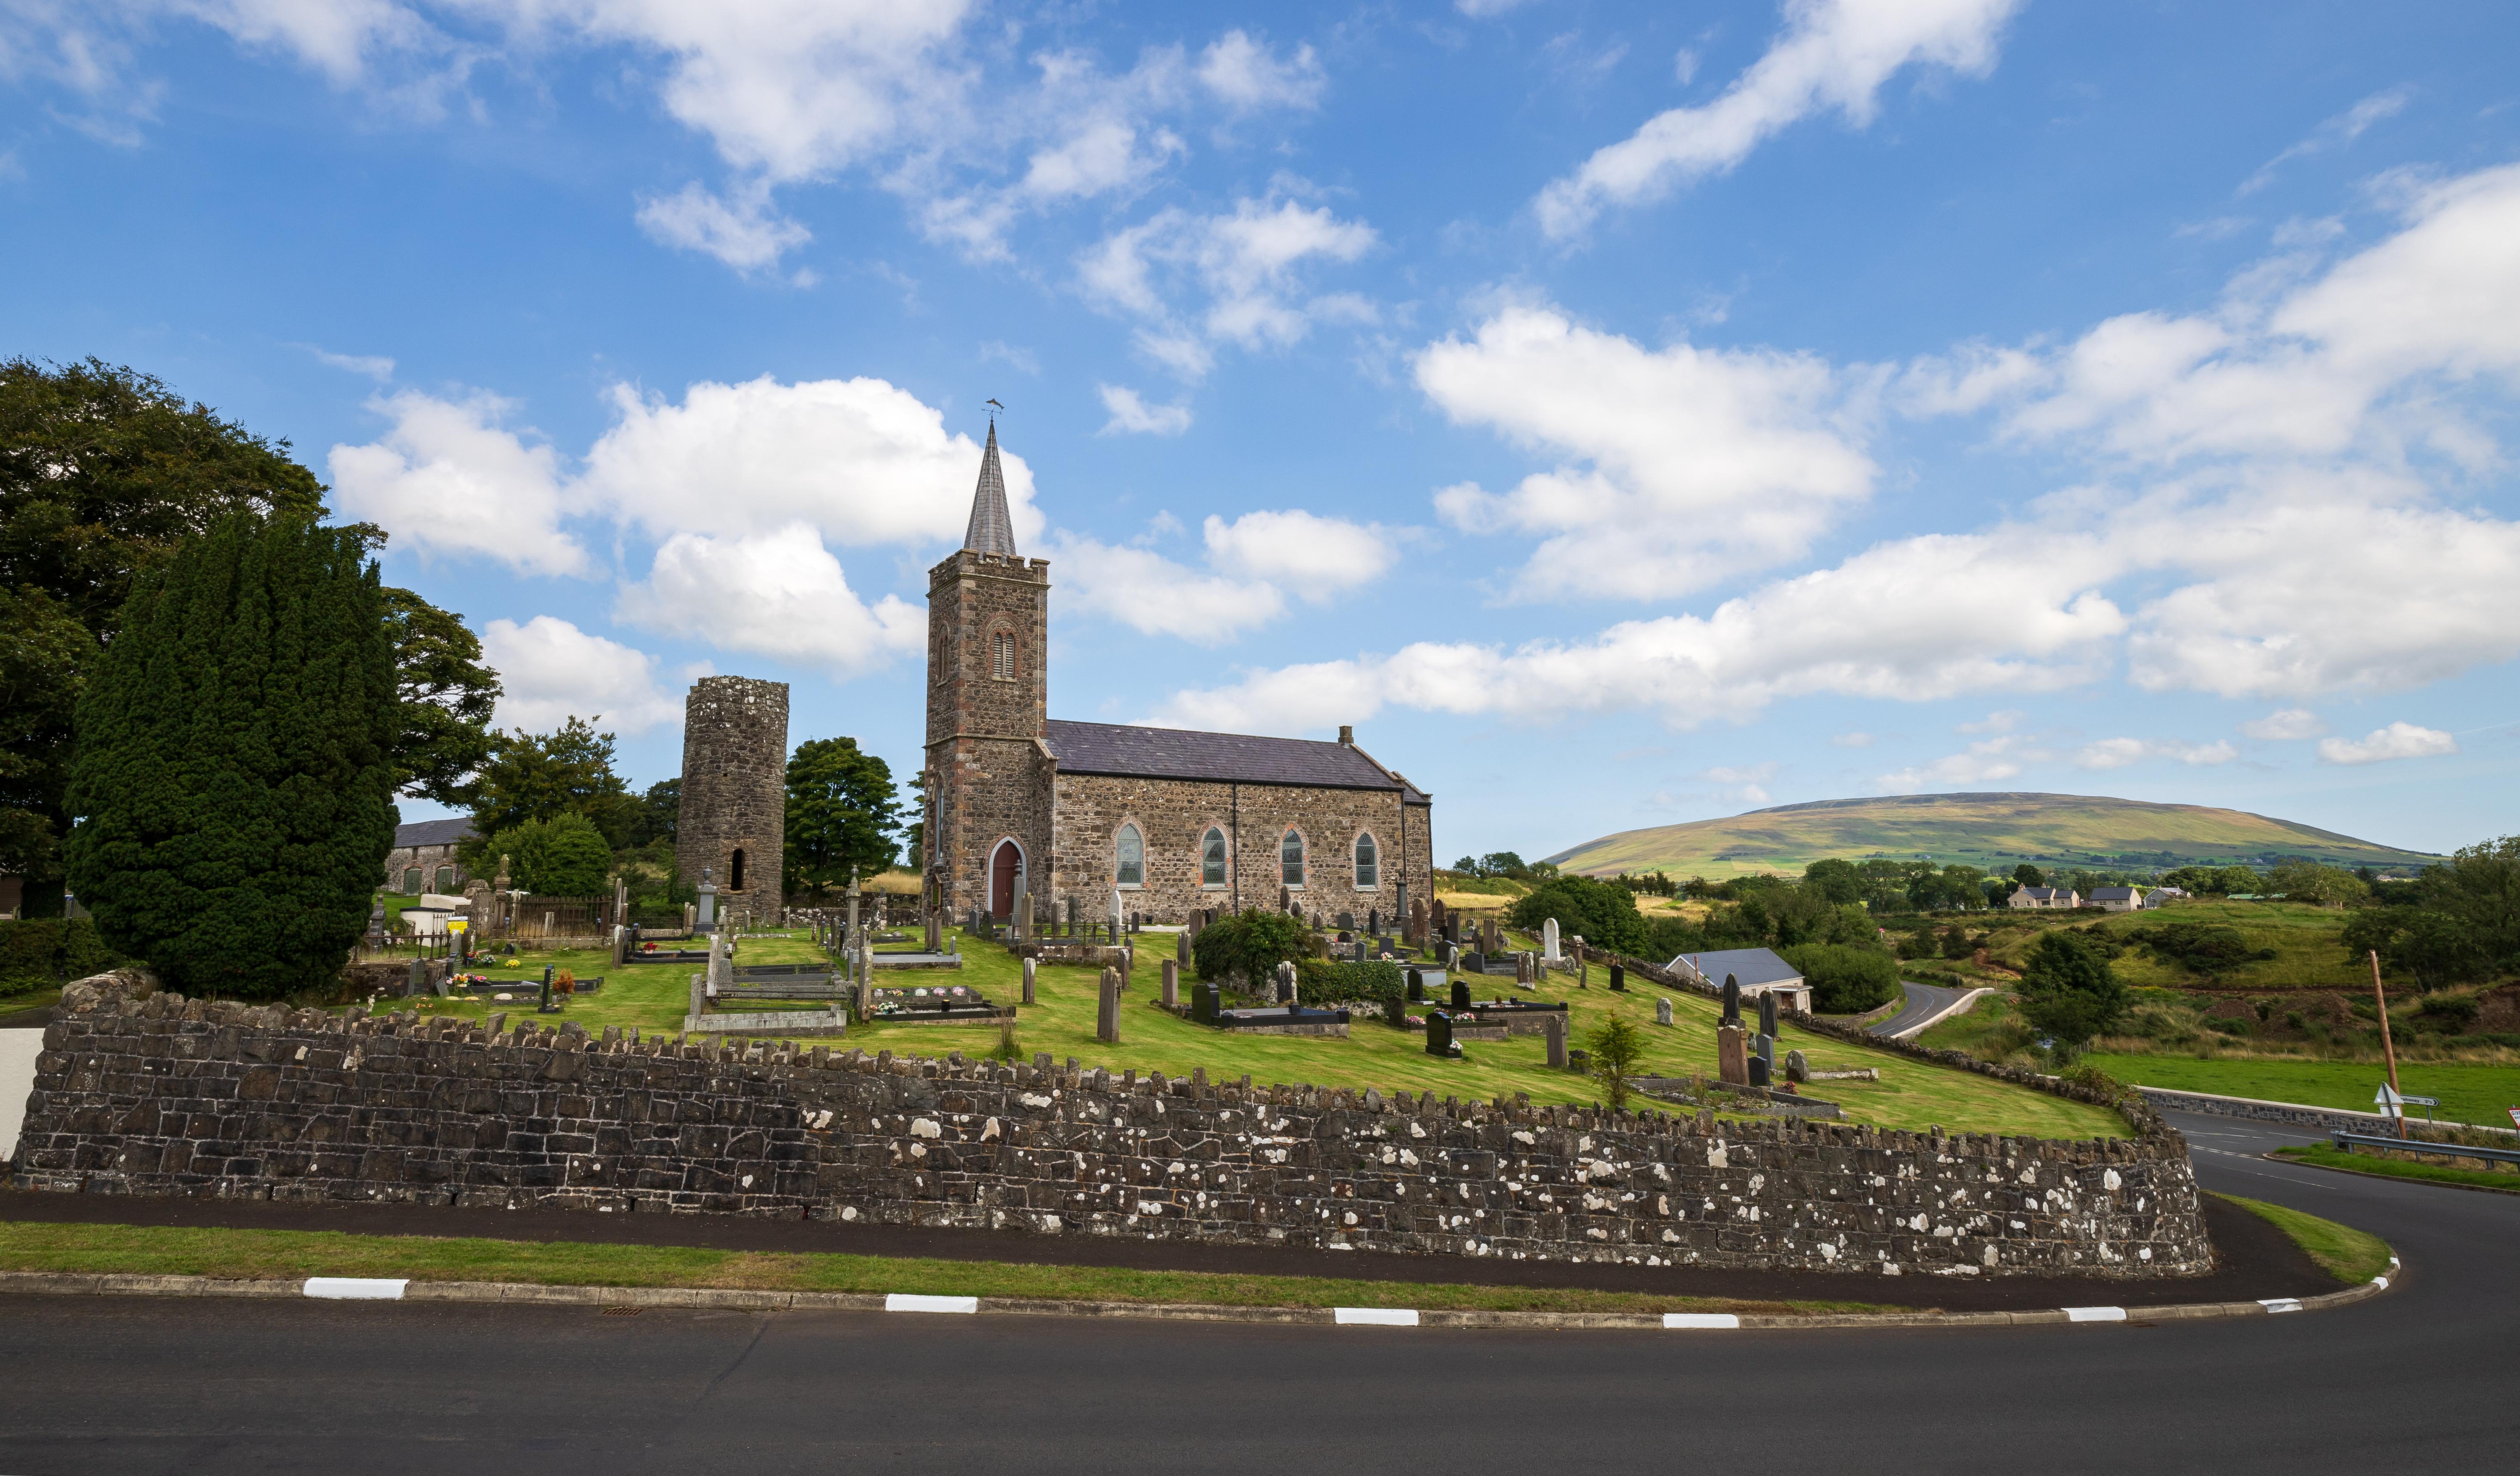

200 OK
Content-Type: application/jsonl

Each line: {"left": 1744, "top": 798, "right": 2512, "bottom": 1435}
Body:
{"left": 1748, "top": 1053, "right": 1771, "bottom": 1087}
{"left": 405, "top": 958, "right": 425, "bottom": 999}
{"left": 1608, "top": 962, "right": 1626, "bottom": 993}
{"left": 1516, "top": 951, "right": 1534, "bottom": 985}
{"left": 1161, "top": 959, "right": 1179, "bottom": 1009}
{"left": 1354, "top": 940, "right": 1368, "bottom": 964}
{"left": 1759, "top": 990, "right": 1779, "bottom": 1037}
{"left": 1190, "top": 982, "right": 1220, "bottom": 1025}
{"left": 1720, "top": 975, "right": 1742, "bottom": 1026}
{"left": 1461, "top": 950, "right": 1484, "bottom": 976}
{"left": 1785, "top": 1048, "right": 1809, "bottom": 1083}
{"left": 1096, "top": 968, "right": 1121, "bottom": 1043}
{"left": 1444, "top": 917, "right": 1460, "bottom": 946}
{"left": 1367, "top": 908, "right": 1379, "bottom": 935}
{"left": 1022, "top": 955, "right": 1037, "bottom": 1006}
{"left": 1338, "top": 911, "right": 1354, "bottom": 931}
{"left": 1449, "top": 977, "right": 1471, "bottom": 1011}
{"left": 1406, "top": 968, "right": 1425, "bottom": 1003}
{"left": 1012, "top": 876, "right": 1030, "bottom": 942}
{"left": 1544, "top": 1011, "right": 1568, "bottom": 1068}
{"left": 1177, "top": 929, "right": 1192, "bottom": 965}
{"left": 1717, "top": 1022, "right": 1750, "bottom": 1086}
{"left": 1655, "top": 997, "right": 1673, "bottom": 1027}
{"left": 1276, "top": 961, "right": 1296, "bottom": 1004}
{"left": 1756, "top": 1033, "right": 1775, "bottom": 1069}
{"left": 1541, "top": 918, "right": 1559, "bottom": 962}
{"left": 1425, "top": 1010, "right": 1457, "bottom": 1058}
{"left": 1383, "top": 990, "right": 1407, "bottom": 1028}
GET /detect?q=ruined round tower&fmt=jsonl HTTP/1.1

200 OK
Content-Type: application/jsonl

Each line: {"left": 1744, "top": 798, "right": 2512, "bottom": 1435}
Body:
{"left": 676, "top": 676, "right": 790, "bottom": 906}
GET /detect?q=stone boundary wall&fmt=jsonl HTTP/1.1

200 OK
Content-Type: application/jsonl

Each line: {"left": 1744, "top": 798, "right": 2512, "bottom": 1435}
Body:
{"left": 2134, "top": 1086, "right": 2520, "bottom": 1139}
{"left": 9, "top": 972, "right": 2212, "bottom": 1280}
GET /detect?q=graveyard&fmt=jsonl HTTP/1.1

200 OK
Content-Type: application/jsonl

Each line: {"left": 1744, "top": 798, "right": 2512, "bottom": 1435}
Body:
{"left": 373, "top": 920, "right": 2124, "bottom": 1140}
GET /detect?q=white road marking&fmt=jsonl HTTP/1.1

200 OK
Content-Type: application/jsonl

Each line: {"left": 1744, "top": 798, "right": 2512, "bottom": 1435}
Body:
{"left": 1333, "top": 1307, "right": 1419, "bottom": 1326}
{"left": 2259, "top": 1299, "right": 2303, "bottom": 1313}
{"left": 2063, "top": 1306, "right": 2127, "bottom": 1323}
{"left": 303, "top": 1278, "right": 408, "bottom": 1300}
{"left": 1663, "top": 1313, "right": 1742, "bottom": 1329}
{"left": 884, "top": 1294, "right": 978, "bottom": 1314}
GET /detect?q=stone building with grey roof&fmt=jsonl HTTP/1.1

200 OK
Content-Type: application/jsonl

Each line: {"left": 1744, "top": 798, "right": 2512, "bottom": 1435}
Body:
{"left": 923, "top": 421, "right": 1433, "bottom": 925}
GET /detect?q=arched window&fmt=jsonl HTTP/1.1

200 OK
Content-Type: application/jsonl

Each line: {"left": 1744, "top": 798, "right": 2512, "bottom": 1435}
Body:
{"left": 730, "top": 848, "right": 747, "bottom": 891}
{"left": 402, "top": 867, "right": 423, "bottom": 894}
{"left": 1116, "top": 824, "right": 1144, "bottom": 887}
{"left": 992, "top": 630, "right": 1017, "bottom": 681}
{"left": 1201, "top": 828, "right": 1228, "bottom": 886}
{"left": 1281, "top": 829, "right": 1305, "bottom": 888}
{"left": 1354, "top": 833, "right": 1379, "bottom": 889}
{"left": 433, "top": 865, "right": 455, "bottom": 893}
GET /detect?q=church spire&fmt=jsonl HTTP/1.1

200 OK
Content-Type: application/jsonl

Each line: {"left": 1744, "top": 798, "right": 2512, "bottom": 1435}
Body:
{"left": 962, "top": 419, "right": 1018, "bottom": 556}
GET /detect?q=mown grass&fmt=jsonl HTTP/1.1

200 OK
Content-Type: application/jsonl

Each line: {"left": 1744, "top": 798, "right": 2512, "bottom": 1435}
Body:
{"left": 0, "top": 1222, "right": 1888, "bottom": 1316}
{"left": 2213, "top": 1194, "right": 2394, "bottom": 1284}
{"left": 374, "top": 928, "right": 2124, "bottom": 1140}
{"left": 2270, "top": 1144, "right": 2520, "bottom": 1194}
{"left": 2081, "top": 1052, "right": 2520, "bottom": 1127}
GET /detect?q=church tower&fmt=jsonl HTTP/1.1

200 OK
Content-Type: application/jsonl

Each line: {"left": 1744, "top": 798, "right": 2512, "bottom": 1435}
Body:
{"left": 923, "top": 421, "right": 1054, "bottom": 924}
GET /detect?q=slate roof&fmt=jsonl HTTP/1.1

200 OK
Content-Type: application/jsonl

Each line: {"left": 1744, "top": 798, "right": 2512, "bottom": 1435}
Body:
{"left": 1669, "top": 947, "right": 1803, "bottom": 990}
{"left": 393, "top": 817, "right": 477, "bottom": 849}
{"left": 1042, "top": 719, "right": 1430, "bottom": 802}
{"left": 963, "top": 421, "right": 1018, "bottom": 556}
{"left": 2088, "top": 886, "right": 2141, "bottom": 903}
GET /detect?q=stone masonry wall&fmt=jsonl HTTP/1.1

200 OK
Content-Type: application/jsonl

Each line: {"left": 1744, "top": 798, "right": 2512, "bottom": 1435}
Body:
{"left": 925, "top": 550, "right": 1052, "bottom": 918}
{"left": 1052, "top": 773, "right": 1434, "bottom": 926}
{"left": 11, "top": 973, "right": 2212, "bottom": 1280}
{"left": 676, "top": 677, "right": 789, "bottom": 903}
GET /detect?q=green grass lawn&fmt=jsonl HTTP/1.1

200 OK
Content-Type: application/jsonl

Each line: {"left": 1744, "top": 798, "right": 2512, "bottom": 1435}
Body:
{"left": 1980, "top": 899, "right": 2369, "bottom": 990}
{"left": 0, "top": 1222, "right": 1883, "bottom": 1317}
{"left": 2214, "top": 1194, "right": 2393, "bottom": 1284}
{"left": 380, "top": 928, "right": 2124, "bottom": 1140}
{"left": 2269, "top": 1144, "right": 2520, "bottom": 1193}
{"left": 2082, "top": 1052, "right": 2520, "bottom": 1127}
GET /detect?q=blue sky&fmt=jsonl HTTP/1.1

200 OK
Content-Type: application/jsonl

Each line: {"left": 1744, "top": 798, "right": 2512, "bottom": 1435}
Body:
{"left": 8, "top": 0, "right": 2520, "bottom": 862}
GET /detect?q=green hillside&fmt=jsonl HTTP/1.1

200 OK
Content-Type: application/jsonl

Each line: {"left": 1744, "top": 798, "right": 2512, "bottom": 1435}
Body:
{"left": 1543, "top": 792, "right": 2440, "bottom": 881}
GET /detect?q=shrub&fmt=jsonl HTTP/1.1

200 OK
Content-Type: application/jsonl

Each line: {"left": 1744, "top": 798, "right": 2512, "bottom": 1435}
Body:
{"left": 1779, "top": 943, "right": 1899, "bottom": 1014}
{"left": 0, "top": 917, "right": 126, "bottom": 998}
{"left": 1192, "top": 910, "right": 1312, "bottom": 991}
{"left": 1585, "top": 1015, "right": 1648, "bottom": 1111}
{"left": 2017, "top": 930, "right": 2129, "bottom": 1044}
{"left": 1507, "top": 876, "right": 1648, "bottom": 956}
{"left": 1296, "top": 957, "right": 1404, "bottom": 1007}
{"left": 475, "top": 813, "right": 612, "bottom": 896}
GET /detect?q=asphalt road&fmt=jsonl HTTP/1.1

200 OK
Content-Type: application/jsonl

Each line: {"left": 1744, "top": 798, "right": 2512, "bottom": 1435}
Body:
{"left": 1870, "top": 978, "right": 1973, "bottom": 1037}
{"left": 0, "top": 1109, "right": 2509, "bottom": 1475}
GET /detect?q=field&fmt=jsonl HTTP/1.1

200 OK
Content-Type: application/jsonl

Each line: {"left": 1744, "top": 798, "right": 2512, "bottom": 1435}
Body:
{"left": 2080, "top": 1052, "right": 2520, "bottom": 1127}
{"left": 404, "top": 927, "right": 2127, "bottom": 1141}
{"left": 1543, "top": 792, "right": 2438, "bottom": 881}
{"left": 1999, "top": 898, "right": 2375, "bottom": 992}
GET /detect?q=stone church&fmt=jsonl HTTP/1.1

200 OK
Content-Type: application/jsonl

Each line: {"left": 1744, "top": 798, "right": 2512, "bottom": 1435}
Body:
{"left": 923, "top": 423, "right": 1433, "bottom": 928}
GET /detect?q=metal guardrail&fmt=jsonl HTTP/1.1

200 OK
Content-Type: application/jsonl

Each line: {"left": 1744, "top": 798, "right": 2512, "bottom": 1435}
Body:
{"left": 2330, "top": 1129, "right": 2520, "bottom": 1167}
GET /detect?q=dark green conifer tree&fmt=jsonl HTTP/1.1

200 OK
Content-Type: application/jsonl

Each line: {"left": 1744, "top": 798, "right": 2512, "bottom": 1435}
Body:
{"left": 64, "top": 513, "right": 398, "bottom": 999}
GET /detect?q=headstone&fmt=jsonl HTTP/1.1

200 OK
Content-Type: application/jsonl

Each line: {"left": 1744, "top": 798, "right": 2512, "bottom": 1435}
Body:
{"left": 1748, "top": 1053, "right": 1771, "bottom": 1088}
{"left": 404, "top": 957, "right": 424, "bottom": 998}
{"left": 1655, "top": 997, "right": 1673, "bottom": 1026}
{"left": 1461, "top": 950, "right": 1485, "bottom": 977}
{"left": 1096, "top": 967, "right": 1121, "bottom": 1043}
{"left": 1720, "top": 974, "right": 1742, "bottom": 1026}
{"left": 1542, "top": 918, "right": 1559, "bottom": 962}
{"left": 1022, "top": 955, "right": 1037, "bottom": 1006}
{"left": 1178, "top": 928, "right": 1192, "bottom": 964}
{"left": 1516, "top": 952, "right": 1534, "bottom": 985}
{"left": 1608, "top": 962, "right": 1626, "bottom": 993}
{"left": 1544, "top": 1012, "right": 1568, "bottom": 1068}
{"left": 1406, "top": 968, "right": 1425, "bottom": 1003}
{"left": 1425, "top": 1010, "right": 1456, "bottom": 1058}
{"left": 1191, "top": 982, "right": 1220, "bottom": 1025}
{"left": 1013, "top": 876, "right": 1030, "bottom": 941}
{"left": 1161, "top": 959, "right": 1180, "bottom": 1009}
{"left": 1756, "top": 1033, "right": 1775, "bottom": 1068}
{"left": 1338, "top": 911, "right": 1354, "bottom": 931}
{"left": 1717, "top": 1023, "right": 1750, "bottom": 1086}
{"left": 1367, "top": 907, "right": 1379, "bottom": 935}
{"left": 1354, "top": 940, "right": 1368, "bottom": 964}
{"left": 1277, "top": 961, "right": 1297, "bottom": 1005}
{"left": 1383, "top": 990, "right": 1407, "bottom": 1028}
{"left": 1449, "top": 977, "right": 1471, "bottom": 1011}
{"left": 1759, "top": 989, "right": 1779, "bottom": 1037}
{"left": 1409, "top": 897, "right": 1428, "bottom": 946}
{"left": 1785, "top": 1049, "right": 1809, "bottom": 1083}
{"left": 695, "top": 876, "right": 718, "bottom": 927}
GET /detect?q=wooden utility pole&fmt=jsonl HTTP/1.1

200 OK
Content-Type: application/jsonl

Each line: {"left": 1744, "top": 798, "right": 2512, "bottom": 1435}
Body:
{"left": 2371, "top": 950, "right": 2404, "bottom": 1139}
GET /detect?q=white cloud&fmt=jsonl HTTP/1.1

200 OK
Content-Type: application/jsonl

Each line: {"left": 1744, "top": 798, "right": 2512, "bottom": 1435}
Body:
{"left": 1829, "top": 730, "right": 1874, "bottom": 748}
{"left": 2317, "top": 722, "right": 2458, "bottom": 766}
{"left": 2239, "top": 87, "right": 2410, "bottom": 196}
{"left": 327, "top": 390, "right": 589, "bottom": 576}
{"left": 2242, "top": 708, "right": 2328, "bottom": 740}
{"left": 578, "top": 374, "right": 1039, "bottom": 548}
{"left": 1201, "top": 510, "right": 1395, "bottom": 599}
{"left": 634, "top": 179, "right": 812, "bottom": 271}
{"left": 1196, "top": 30, "right": 1323, "bottom": 110}
{"left": 306, "top": 345, "right": 396, "bottom": 380}
{"left": 1535, "top": 0, "right": 2021, "bottom": 238}
{"left": 1048, "top": 535, "right": 1285, "bottom": 644}
{"left": 615, "top": 526, "right": 923, "bottom": 675}
{"left": 1416, "top": 301, "right": 1873, "bottom": 600}
{"left": 1097, "top": 384, "right": 1193, "bottom": 436}
{"left": 1957, "top": 709, "right": 2022, "bottom": 734}
{"left": 1877, "top": 736, "right": 2026, "bottom": 794}
{"left": 1079, "top": 193, "right": 1377, "bottom": 379}
{"left": 2073, "top": 737, "right": 2237, "bottom": 770}
{"left": 1454, "top": 0, "right": 1539, "bottom": 16}
{"left": 477, "top": 616, "right": 679, "bottom": 734}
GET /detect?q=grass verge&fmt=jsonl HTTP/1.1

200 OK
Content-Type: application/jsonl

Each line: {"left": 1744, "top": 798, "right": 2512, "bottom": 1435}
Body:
{"left": 2082, "top": 1052, "right": 2520, "bottom": 1128}
{"left": 2269, "top": 1144, "right": 2520, "bottom": 1194}
{"left": 0, "top": 1221, "right": 1890, "bottom": 1317}
{"left": 2211, "top": 1193, "right": 2393, "bottom": 1284}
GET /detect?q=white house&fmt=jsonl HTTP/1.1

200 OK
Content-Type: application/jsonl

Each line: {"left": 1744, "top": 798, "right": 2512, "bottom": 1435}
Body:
{"left": 1667, "top": 948, "right": 1814, "bottom": 1014}
{"left": 2087, "top": 885, "right": 2145, "bottom": 913}
{"left": 2008, "top": 885, "right": 2081, "bottom": 910}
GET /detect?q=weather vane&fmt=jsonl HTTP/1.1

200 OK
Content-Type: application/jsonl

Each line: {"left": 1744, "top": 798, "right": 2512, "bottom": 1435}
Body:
{"left": 986, "top": 397, "right": 1005, "bottom": 417}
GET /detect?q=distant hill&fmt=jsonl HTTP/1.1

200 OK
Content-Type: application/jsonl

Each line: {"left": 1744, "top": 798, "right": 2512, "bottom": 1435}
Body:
{"left": 1542, "top": 792, "right": 2441, "bottom": 880}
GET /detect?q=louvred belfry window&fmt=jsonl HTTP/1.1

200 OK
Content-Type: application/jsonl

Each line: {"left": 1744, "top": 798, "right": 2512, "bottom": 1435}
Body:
{"left": 992, "top": 631, "right": 1015, "bottom": 681}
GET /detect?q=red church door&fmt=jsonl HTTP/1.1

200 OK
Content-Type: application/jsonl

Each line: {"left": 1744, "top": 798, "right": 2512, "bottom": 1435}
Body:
{"left": 989, "top": 840, "right": 1021, "bottom": 919}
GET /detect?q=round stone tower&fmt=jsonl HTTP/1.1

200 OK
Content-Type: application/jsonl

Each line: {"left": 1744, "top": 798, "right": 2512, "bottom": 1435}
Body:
{"left": 676, "top": 676, "right": 790, "bottom": 907}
